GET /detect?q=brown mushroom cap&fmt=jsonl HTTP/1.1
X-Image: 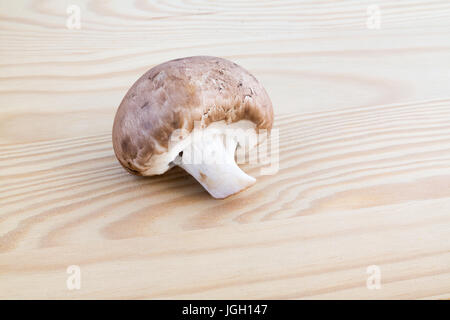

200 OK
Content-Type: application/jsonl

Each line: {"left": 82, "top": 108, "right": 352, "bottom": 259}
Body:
{"left": 112, "top": 56, "right": 274, "bottom": 176}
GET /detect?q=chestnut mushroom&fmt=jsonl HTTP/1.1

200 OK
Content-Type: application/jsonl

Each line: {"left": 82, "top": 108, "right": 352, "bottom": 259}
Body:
{"left": 112, "top": 56, "right": 273, "bottom": 199}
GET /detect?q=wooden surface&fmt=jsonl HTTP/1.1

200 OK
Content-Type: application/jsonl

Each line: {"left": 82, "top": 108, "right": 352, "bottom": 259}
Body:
{"left": 1, "top": 0, "right": 450, "bottom": 299}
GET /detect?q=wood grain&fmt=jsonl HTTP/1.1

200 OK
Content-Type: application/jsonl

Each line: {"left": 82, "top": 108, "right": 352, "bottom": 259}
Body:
{"left": 1, "top": 0, "right": 450, "bottom": 299}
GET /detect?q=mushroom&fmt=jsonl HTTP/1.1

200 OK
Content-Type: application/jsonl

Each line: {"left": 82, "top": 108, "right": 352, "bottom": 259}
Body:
{"left": 112, "top": 56, "right": 273, "bottom": 199}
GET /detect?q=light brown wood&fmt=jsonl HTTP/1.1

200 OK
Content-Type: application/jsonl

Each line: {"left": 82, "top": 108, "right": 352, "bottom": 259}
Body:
{"left": 1, "top": 0, "right": 450, "bottom": 299}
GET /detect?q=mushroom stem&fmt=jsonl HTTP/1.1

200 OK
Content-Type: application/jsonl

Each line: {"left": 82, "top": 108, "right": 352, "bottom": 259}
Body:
{"left": 175, "top": 133, "right": 256, "bottom": 199}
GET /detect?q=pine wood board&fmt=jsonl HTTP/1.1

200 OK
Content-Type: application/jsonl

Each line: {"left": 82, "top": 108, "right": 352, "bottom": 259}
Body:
{"left": 1, "top": 0, "right": 450, "bottom": 299}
